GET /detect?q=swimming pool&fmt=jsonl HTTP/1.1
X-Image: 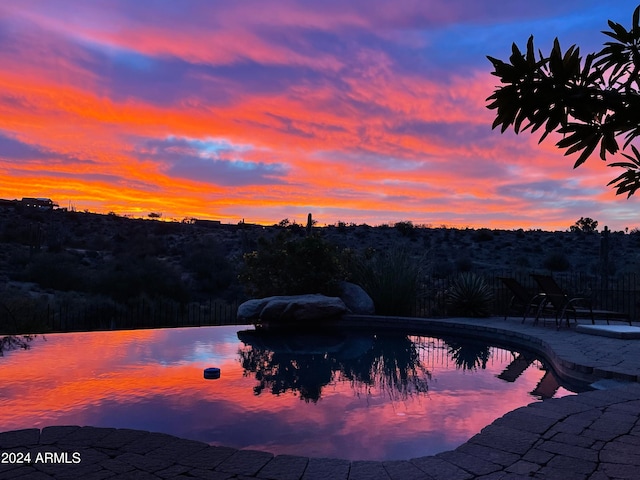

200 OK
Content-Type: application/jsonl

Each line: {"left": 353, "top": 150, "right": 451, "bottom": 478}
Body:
{"left": 0, "top": 325, "right": 576, "bottom": 460}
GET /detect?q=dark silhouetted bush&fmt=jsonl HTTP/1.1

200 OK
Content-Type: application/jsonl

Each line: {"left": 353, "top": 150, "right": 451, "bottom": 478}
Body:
{"left": 182, "top": 242, "right": 235, "bottom": 295}
{"left": 394, "top": 221, "right": 415, "bottom": 237}
{"left": 543, "top": 251, "right": 571, "bottom": 272}
{"left": 431, "top": 259, "right": 453, "bottom": 279}
{"left": 513, "top": 255, "right": 531, "bottom": 268}
{"left": 474, "top": 229, "right": 494, "bottom": 242}
{"left": 239, "top": 232, "right": 342, "bottom": 297}
{"left": 569, "top": 217, "right": 599, "bottom": 233}
{"left": 455, "top": 256, "right": 473, "bottom": 272}
{"left": 22, "top": 252, "right": 86, "bottom": 291}
{"left": 95, "top": 256, "right": 189, "bottom": 303}
{"left": 0, "top": 294, "right": 50, "bottom": 334}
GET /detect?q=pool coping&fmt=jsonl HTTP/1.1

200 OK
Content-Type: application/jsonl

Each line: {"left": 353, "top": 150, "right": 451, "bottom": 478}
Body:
{"left": 2, "top": 315, "right": 640, "bottom": 479}
{"left": 575, "top": 324, "right": 640, "bottom": 339}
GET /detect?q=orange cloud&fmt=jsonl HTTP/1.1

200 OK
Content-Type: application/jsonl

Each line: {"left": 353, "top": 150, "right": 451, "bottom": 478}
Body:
{"left": 0, "top": 1, "right": 636, "bottom": 229}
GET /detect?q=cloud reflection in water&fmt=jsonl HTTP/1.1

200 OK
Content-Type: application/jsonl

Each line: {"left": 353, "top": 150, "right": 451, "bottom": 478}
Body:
{"left": 0, "top": 326, "right": 575, "bottom": 460}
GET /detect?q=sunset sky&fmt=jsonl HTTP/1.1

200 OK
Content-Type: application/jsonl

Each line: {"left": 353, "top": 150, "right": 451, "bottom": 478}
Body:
{"left": 1, "top": 1, "right": 638, "bottom": 230}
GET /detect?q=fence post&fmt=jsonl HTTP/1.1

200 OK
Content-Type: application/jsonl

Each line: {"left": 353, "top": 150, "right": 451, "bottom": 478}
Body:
{"left": 600, "top": 226, "right": 610, "bottom": 292}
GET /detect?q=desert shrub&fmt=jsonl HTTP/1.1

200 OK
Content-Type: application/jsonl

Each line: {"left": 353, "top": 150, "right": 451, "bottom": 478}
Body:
{"left": 95, "top": 256, "right": 189, "bottom": 303}
{"left": 570, "top": 217, "right": 598, "bottom": 233}
{"left": 394, "top": 221, "right": 415, "bottom": 237}
{"left": 0, "top": 220, "right": 33, "bottom": 244}
{"left": 355, "top": 223, "right": 372, "bottom": 239}
{"left": 431, "top": 259, "right": 453, "bottom": 279}
{"left": 113, "top": 232, "right": 168, "bottom": 257}
{"left": 153, "top": 220, "right": 184, "bottom": 235}
{"left": 182, "top": 242, "right": 235, "bottom": 294}
{"left": 512, "top": 255, "right": 531, "bottom": 268}
{"left": 446, "top": 273, "right": 493, "bottom": 317}
{"left": 22, "top": 252, "right": 86, "bottom": 291}
{"left": 350, "top": 248, "right": 421, "bottom": 316}
{"left": 0, "top": 295, "right": 51, "bottom": 334}
{"left": 354, "top": 226, "right": 369, "bottom": 239}
{"left": 455, "top": 256, "right": 473, "bottom": 272}
{"left": 19, "top": 208, "right": 48, "bottom": 222}
{"left": 542, "top": 251, "right": 571, "bottom": 271}
{"left": 239, "top": 232, "right": 342, "bottom": 297}
{"left": 474, "top": 229, "right": 494, "bottom": 242}
{"left": 287, "top": 222, "right": 304, "bottom": 234}
{"left": 46, "top": 224, "right": 64, "bottom": 252}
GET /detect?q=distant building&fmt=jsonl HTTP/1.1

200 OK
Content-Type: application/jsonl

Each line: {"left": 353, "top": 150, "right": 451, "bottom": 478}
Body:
{"left": 20, "top": 197, "right": 58, "bottom": 210}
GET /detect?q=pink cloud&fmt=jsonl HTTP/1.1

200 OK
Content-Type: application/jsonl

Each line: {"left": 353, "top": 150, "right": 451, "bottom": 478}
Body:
{"left": 0, "top": 1, "right": 636, "bottom": 229}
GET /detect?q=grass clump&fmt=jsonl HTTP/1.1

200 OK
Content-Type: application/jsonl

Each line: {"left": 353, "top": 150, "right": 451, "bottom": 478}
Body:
{"left": 350, "top": 248, "right": 421, "bottom": 316}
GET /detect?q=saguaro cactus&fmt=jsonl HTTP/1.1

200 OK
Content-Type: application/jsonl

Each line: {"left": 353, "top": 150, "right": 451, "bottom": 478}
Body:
{"left": 306, "top": 213, "right": 313, "bottom": 236}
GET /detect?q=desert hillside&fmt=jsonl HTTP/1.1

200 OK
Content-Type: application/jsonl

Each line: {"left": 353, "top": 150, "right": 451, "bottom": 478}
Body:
{"left": 0, "top": 205, "right": 637, "bottom": 331}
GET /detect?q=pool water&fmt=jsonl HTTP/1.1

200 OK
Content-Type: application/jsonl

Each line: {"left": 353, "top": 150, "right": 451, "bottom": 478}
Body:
{"left": 0, "top": 325, "right": 576, "bottom": 460}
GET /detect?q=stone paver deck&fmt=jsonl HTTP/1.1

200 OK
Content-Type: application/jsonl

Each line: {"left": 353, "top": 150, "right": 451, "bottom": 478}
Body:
{"left": 2, "top": 316, "right": 640, "bottom": 479}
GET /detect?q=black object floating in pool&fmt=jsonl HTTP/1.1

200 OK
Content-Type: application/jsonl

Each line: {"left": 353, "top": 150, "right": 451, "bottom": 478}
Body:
{"left": 204, "top": 367, "right": 221, "bottom": 379}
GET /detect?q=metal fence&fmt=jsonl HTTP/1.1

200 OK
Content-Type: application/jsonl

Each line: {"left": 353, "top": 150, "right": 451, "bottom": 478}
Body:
{"left": 412, "top": 270, "right": 640, "bottom": 321}
{"left": 0, "top": 298, "right": 242, "bottom": 334}
{"left": 2, "top": 270, "right": 638, "bottom": 335}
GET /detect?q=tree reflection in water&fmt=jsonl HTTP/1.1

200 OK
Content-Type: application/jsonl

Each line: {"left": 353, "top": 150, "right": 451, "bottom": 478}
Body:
{"left": 0, "top": 335, "right": 37, "bottom": 357}
{"left": 442, "top": 337, "right": 492, "bottom": 371}
{"left": 237, "top": 329, "right": 430, "bottom": 403}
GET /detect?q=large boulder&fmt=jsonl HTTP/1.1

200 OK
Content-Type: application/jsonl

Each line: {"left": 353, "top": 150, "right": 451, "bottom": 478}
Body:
{"left": 337, "top": 281, "right": 375, "bottom": 315}
{"left": 237, "top": 294, "right": 350, "bottom": 325}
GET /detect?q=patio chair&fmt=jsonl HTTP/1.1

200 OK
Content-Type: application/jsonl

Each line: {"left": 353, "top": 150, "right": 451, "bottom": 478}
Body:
{"left": 498, "top": 277, "right": 548, "bottom": 323}
{"left": 530, "top": 274, "right": 631, "bottom": 329}
{"left": 531, "top": 370, "right": 560, "bottom": 400}
{"left": 497, "top": 353, "right": 535, "bottom": 382}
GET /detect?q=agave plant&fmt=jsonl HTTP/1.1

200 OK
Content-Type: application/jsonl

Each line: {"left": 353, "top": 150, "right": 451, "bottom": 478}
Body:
{"left": 444, "top": 338, "right": 492, "bottom": 371}
{"left": 446, "top": 273, "right": 494, "bottom": 317}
